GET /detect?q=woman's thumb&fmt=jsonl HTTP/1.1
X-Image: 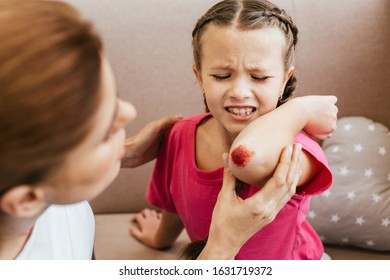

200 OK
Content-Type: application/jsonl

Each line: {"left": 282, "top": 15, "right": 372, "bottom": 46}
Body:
{"left": 221, "top": 153, "right": 236, "bottom": 193}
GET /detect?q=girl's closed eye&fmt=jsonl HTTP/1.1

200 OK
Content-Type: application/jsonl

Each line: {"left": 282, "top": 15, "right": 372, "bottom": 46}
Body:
{"left": 251, "top": 75, "right": 272, "bottom": 82}
{"left": 211, "top": 74, "right": 231, "bottom": 80}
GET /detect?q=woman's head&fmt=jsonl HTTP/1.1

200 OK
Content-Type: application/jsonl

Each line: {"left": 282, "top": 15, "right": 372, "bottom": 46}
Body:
{"left": 192, "top": 0, "right": 298, "bottom": 115}
{"left": 0, "top": 1, "right": 136, "bottom": 216}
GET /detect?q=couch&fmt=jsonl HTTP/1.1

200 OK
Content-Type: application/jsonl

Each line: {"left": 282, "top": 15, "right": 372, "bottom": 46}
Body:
{"left": 65, "top": 0, "right": 390, "bottom": 260}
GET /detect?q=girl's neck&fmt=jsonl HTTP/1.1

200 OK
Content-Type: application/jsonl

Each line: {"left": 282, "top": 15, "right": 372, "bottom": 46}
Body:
{"left": 195, "top": 116, "right": 238, "bottom": 171}
{"left": 216, "top": 121, "right": 238, "bottom": 148}
{"left": 0, "top": 216, "right": 36, "bottom": 260}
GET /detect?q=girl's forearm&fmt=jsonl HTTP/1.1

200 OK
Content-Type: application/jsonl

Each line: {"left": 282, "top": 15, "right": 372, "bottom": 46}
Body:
{"left": 153, "top": 211, "right": 184, "bottom": 249}
{"left": 228, "top": 97, "right": 310, "bottom": 186}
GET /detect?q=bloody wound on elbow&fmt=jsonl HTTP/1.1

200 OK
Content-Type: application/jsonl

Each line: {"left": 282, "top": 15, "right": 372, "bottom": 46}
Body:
{"left": 230, "top": 145, "right": 255, "bottom": 168}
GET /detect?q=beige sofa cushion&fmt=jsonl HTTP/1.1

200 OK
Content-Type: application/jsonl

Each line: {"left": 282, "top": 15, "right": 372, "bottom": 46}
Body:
{"left": 94, "top": 213, "right": 390, "bottom": 260}
{"left": 94, "top": 213, "right": 190, "bottom": 260}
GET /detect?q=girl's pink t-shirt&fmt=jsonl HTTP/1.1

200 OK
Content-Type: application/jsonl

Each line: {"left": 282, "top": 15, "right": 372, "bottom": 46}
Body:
{"left": 147, "top": 114, "right": 332, "bottom": 259}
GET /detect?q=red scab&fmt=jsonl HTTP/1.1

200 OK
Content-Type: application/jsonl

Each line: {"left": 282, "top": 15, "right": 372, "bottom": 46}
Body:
{"left": 230, "top": 145, "right": 254, "bottom": 168}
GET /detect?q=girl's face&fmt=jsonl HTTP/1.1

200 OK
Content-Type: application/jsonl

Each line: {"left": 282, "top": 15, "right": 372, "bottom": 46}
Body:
{"left": 194, "top": 25, "right": 293, "bottom": 140}
{"left": 40, "top": 55, "right": 136, "bottom": 205}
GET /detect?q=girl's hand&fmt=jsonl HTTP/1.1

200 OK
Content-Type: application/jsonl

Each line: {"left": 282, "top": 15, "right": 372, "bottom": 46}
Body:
{"left": 198, "top": 144, "right": 302, "bottom": 259}
{"left": 121, "top": 115, "right": 183, "bottom": 168}
{"left": 129, "top": 208, "right": 162, "bottom": 248}
{"left": 299, "top": 95, "right": 338, "bottom": 140}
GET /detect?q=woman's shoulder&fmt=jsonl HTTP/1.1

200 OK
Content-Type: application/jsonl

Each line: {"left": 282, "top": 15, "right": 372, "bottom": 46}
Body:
{"left": 16, "top": 201, "right": 94, "bottom": 259}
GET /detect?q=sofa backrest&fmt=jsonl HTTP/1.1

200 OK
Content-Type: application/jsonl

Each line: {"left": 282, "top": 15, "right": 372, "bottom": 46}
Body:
{"left": 65, "top": 0, "right": 390, "bottom": 214}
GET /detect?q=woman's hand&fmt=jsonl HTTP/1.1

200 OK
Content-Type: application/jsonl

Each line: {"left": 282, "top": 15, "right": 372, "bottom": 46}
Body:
{"left": 299, "top": 95, "right": 338, "bottom": 140}
{"left": 198, "top": 144, "right": 302, "bottom": 259}
{"left": 121, "top": 115, "right": 182, "bottom": 168}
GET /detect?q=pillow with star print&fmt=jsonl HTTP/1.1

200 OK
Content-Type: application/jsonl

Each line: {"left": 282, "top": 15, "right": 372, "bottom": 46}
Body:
{"left": 308, "top": 116, "right": 390, "bottom": 251}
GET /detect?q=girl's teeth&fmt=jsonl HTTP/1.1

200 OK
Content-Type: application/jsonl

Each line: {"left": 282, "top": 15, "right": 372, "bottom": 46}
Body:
{"left": 228, "top": 108, "right": 253, "bottom": 116}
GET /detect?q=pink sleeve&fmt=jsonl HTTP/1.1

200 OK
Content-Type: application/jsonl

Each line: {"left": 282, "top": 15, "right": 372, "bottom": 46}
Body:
{"left": 293, "top": 132, "right": 332, "bottom": 196}
{"left": 146, "top": 126, "right": 177, "bottom": 213}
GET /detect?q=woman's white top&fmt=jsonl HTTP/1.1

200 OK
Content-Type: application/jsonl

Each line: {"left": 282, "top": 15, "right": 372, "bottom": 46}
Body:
{"left": 16, "top": 201, "right": 95, "bottom": 260}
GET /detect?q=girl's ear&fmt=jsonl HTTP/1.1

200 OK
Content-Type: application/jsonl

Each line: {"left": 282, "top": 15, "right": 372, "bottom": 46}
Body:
{"left": 284, "top": 65, "right": 295, "bottom": 86}
{"left": 192, "top": 64, "right": 204, "bottom": 89}
{"left": 0, "top": 186, "right": 46, "bottom": 218}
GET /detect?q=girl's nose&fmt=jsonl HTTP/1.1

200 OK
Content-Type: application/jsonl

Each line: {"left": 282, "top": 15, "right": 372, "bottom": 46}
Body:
{"left": 229, "top": 78, "right": 251, "bottom": 100}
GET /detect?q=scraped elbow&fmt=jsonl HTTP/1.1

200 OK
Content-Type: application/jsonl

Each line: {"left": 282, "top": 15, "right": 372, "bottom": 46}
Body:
{"left": 228, "top": 143, "right": 272, "bottom": 187}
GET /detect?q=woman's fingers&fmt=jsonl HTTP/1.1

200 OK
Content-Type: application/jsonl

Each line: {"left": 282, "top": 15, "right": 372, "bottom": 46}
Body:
{"left": 273, "top": 145, "right": 294, "bottom": 187}
{"left": 219, "top": 153, "right": 238, "bottom": 197}
{"left": 247, "top": 144, "right": 302, "bottom": 213}
{"left": 286, "top": 143, "right": 302, "bottom": 187}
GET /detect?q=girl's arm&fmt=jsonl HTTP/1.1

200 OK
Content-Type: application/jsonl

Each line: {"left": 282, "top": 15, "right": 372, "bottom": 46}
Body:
{"left": 130, "top": 209, "right": 184, "bottom": 249}
{"left": 228, "top": 95, "right": 337, "bottom": 187}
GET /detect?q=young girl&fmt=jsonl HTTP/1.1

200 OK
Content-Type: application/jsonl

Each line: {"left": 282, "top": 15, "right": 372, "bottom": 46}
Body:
{"left": 131, "top": 0, "right": 338, "bottom": 260}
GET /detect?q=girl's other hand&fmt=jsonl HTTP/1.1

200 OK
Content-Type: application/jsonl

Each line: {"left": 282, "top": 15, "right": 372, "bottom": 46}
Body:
{"left": 129, "top": 208, "right": 162, "bottom": 248}
{"left": 299, "top": 95, "right": 338, "bottom": 140}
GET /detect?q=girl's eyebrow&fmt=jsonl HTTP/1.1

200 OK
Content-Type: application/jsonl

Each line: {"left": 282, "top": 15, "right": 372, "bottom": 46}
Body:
{"left": 246, "top": 63, "right": 268, "bottom": 72}
{"left": 210, "top": 64, "right": 232, "bottom": 70}
{"left": 103, "top": 99, "right": 119, "bottom": 141}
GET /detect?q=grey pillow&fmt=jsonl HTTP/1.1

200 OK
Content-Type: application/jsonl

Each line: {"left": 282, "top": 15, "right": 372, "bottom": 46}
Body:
{"left": 309, "top": 116, "right": 390, "bottom": 251}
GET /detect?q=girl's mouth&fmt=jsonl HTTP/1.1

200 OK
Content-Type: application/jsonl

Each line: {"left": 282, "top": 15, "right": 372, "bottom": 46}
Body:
{"left": 225, "top": 106, "right": 256, "bottom": 117}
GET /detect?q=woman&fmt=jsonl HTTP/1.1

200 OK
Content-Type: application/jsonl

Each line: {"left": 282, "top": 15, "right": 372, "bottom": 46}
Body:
{"left": 0, "top": 0, "right": 300, "bottom": 260}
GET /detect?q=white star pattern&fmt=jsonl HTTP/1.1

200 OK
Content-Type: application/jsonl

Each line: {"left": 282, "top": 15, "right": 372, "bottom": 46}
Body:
{"left": 308, "top": 117, "right": 390, "bottom": 251}
{"left": 343, "top": 123, "right": 352, "bottom": 131}
{"left": 381, "top": 218, "right": 390, "bottom": 227}
{"left": 353, "top": 144, "right": 363, "bottom": 152}
{"left": 332, "top": 146, "right": 340, "bottom": 153}
{"left": 364, "top": 168, "right": 373, "bottom": 178}
{"left": 321, "top": 189, "right": 332, "bottom": 198}
{"left": 308, "top": 210, "right": 316, "bottom": 219}
{"left": 355, "top": 216, "right": 365, "bottom": 226}
{"left": 331, "top": 214, "right": 340, "bottom": 223}
{"left": 339, "top": 166, "right": 349, "bottom": 176}
{"left": 367, "top": 124, "right": 376, "bottom": 132}
{"left": 371, "top": 194, "right": 381, "bottom": 203}
{"left": 378, "top": 147, "right": 387, "bottom": 156}
{"left": 346, "top": 191, "right": 356, "bottom": 200}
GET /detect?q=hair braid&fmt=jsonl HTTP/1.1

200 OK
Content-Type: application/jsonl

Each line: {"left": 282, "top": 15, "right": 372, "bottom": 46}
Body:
{"left": 259, "top": 8, "right": 298, "bottom": 106}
